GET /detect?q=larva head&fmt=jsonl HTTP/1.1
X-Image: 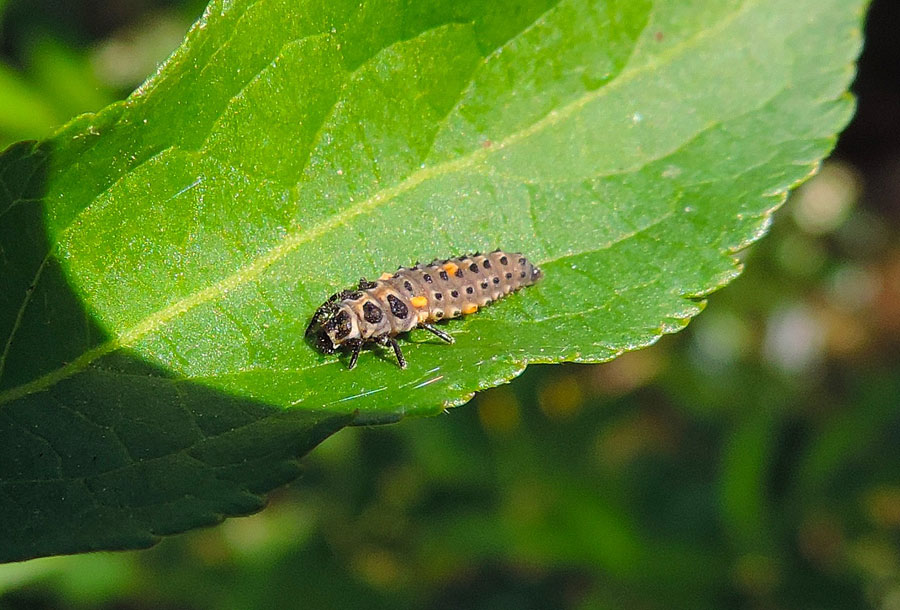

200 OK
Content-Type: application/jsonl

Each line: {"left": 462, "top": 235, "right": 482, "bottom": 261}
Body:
{"left": 307, "top": 304, "right": 359, "bottom": 354}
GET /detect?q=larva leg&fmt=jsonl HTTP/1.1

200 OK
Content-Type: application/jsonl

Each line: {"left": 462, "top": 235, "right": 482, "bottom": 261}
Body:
{"left": 420, "top": 323, "right": 454, "bottom": 344}
{"left": 375, "top": 335, "right": 407, "bottom": 369}
{"left": 346, "top": 338, "right": 363, "bottom": 370}
{"left": 357, "top": 277, "right": 377, "bottom": 290}
{"left": 387, "top": 336, "right": 407, "bottom": 369}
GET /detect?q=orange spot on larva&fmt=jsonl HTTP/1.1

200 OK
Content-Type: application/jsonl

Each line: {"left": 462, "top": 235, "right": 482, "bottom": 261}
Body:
{"left": 379, "top": 272, "right": 392, "bottom": 280}
{"left": 443, "top": 262, "right": 459, "bottom": 275}
{"left": 463, "top": 304, "right": 478, "bottom": 315}
{"left": 411, "top": 296, "right": 428, "bottom": 308}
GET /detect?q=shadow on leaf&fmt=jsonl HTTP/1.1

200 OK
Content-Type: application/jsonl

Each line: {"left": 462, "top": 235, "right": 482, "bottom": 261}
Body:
{"left": 0, "top": 141, "right": 350, "bottom": 563}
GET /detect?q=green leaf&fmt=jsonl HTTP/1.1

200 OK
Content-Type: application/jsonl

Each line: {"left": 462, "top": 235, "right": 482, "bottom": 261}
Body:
{"left": 0, "top": 0, "right": 864, "bottom": 561}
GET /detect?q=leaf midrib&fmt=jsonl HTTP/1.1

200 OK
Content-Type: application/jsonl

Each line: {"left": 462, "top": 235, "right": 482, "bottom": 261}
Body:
{"left": 0, "top": 0, "right": 759, "bottom": 408}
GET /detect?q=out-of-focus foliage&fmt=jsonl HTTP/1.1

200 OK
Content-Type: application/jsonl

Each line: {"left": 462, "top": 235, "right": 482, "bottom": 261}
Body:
{"left": 1, "top": 0, "right": 898, "bottom": 608}
{"left": 0, "top": 0, "right": 191, "bottom": 149}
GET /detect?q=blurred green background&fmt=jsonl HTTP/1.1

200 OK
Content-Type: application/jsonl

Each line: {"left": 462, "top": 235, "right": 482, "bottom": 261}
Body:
{"left": 2, "top": 1, "right": 899, "bottom": 608}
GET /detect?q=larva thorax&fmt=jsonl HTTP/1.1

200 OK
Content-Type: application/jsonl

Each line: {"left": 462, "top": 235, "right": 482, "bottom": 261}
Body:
{"left": 307, "top": 250, "right": 542, "bottom": 369}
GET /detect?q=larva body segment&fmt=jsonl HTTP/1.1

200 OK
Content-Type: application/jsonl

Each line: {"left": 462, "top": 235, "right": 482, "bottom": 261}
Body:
{"left": 306, "top": 250, "right": 543, "bottom": 369}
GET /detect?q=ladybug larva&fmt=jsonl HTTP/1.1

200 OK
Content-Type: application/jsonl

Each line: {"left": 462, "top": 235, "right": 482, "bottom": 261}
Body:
{"left": 306, "top": 250, "right": 543, "bottom": 369}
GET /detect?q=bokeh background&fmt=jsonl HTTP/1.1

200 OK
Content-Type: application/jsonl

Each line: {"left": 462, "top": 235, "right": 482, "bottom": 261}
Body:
{"left": 1, "top": 1, "right": 899, "bottom": 608}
